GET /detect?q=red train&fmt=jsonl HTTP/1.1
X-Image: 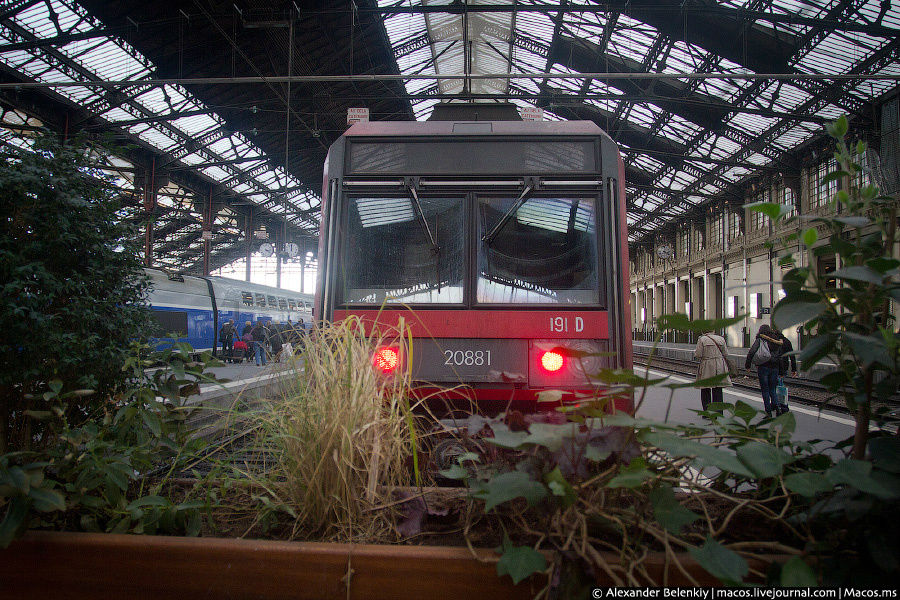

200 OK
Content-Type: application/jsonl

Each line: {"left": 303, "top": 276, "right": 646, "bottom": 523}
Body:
{"left": 315, "top": 103, "right": 631, "bottom": 413}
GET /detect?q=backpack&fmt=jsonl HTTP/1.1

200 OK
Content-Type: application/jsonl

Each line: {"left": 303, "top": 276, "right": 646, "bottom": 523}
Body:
{"left": 751, "top": 339, "right": 772, "bottom": 366}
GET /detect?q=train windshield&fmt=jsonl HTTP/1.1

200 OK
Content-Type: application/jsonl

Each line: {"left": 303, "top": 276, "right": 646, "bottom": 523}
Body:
{"left": 478, "top": 196, "right": 600, "bottom": 304}
{"left": 341, "top": 196, "right": 465, "bottom": 304}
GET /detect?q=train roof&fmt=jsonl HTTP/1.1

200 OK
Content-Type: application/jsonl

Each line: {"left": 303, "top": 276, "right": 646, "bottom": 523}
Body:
{"left": 342, "top": 119, "right": 606, "bottom": 138}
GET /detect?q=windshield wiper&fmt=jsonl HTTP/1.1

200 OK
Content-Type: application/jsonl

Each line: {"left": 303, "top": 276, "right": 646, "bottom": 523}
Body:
{"left": 406, "top": 184, "right": 440, "bottom": 255}
{"left": 481, "top": 183, "right": 534, "bottom": 246}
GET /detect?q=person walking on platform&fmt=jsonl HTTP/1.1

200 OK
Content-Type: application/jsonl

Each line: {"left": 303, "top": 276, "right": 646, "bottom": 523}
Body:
{"left": 241, "top": 321, "right": 254, "bottom": 361}
{"left": 693, "top": 330, "right": 733, "bottom": 412}
{"left": 252, "top": 321, "right": 267, "bottom": 367}
{"left": 745, "top": 324, "right": 784, "bottom": 418}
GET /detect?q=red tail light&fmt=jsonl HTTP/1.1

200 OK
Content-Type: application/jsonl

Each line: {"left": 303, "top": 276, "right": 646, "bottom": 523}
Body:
{"left": 373, "top": 346, "right": 400, "bottom": 373}
{"left": 540, "top": 350, "right": 565, "bottom": 373}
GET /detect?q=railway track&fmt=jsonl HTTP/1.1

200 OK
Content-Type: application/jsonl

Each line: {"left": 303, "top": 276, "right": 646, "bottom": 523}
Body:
{"left": 635, "top": 354, "right": 900, "bottom": 419}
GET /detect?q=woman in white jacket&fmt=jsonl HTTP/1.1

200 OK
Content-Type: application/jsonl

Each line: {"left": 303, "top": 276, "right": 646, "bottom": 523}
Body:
{"left": 693, "top": 331, "right": 734, "bottom": 411}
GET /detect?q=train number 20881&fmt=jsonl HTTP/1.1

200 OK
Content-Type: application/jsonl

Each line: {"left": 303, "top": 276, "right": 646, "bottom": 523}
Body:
{"left": 444, "top": 349, "right": 492, "bottom": 366}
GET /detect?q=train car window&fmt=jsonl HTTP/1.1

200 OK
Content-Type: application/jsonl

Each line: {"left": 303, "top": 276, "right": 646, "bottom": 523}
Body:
{"left": 278, "top": 298, "right": 288, "bottom": 310}
{"left": 288, "top": 299, "right": 296, "bottom": 310}
{"left": 303, "top": 301, "right": 311, "bottom": 309}
{"left": 267, "top": 295, "right": 277, "bottom": 308}
{"left": 150, "top": 309, "right": 188, "bottom": 336}
{"left": 477, "top": 196, "right": 601, "bottom": 305}
{"left": 341, "top": 196, "right": 465, "bottom": 304}
{"left": 241, "top": 292, "right": 253, "bottom": 306}
{"left": 255, "top": 293, "right": 266, "bottom": 307}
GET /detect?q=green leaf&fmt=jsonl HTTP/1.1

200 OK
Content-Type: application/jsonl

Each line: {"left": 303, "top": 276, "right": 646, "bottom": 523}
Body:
{"left": 731, "top": 401, "right": 758, "bottom": 423}
{"left": 496, "top": 537, "right": 547, "bottom": 585}
{"left": 827, "top": 115, "right": 848, "bottom": 138}
{"left": 826, "top": 459, "right": 898, "bottom": 500}
{"left": 842, "top": 332, "right": 893, "bottom": 368}
{"left": 801, "top": 228, "right": 818, "bottom": 247}
{"left": 746, "top": 201, "right": 790, "bottom": 220}
{"left": 689, "top": 537, "right": 749, "bottom": 584}
{"left": 866, "top": 257, "right": 900, "bottom": 274}
{"left": 821, "top": 170, "right": 850, "bottom": 186}
{"left": 649, "top": 486, "right": 700, "bottom": 534}
{"left": 141, "top": 410, "right": 162, "bottom": 438}
{"left": 126, "top": 495, "right": 171, "bottom": 511}
{"left": 868, "top": 437, "right": 900, "bottom": 473}
{"left": 0, "top": 497, "right": 29, "bottom": 548}
{"left": 736, "top": 442, "right": 792, "bottom": 479}
{"left": 607, "top": 469, "right": 654, "bottom": 489}
{"left": 483, "top": 424, "right": 530, "bottom": 450}
{"left": 438, "top": 464, "right": 469, "bottom": 480}
{"left": 829, "top": 266, "right": 885, "bottom": 285}
{"left": 784, "top": 472, "right": 832, "bottom": 497}
{"left": 522, "top": 423, "right": 578, "bottom": 452}
{"left": 657, "top": 313, "right": 744, "bottom": 333}
{"left": 640, "top": 431, "right": 754, "bottom": 478}
{"left": 772, "top": 300, "right": 828, "bottom": 330}
{"left": 28, "top": 487, "right": 66, "bottom": 512}
{"left": 48, "top": 379, "right": 63, "bottom": 394}
{"left": 544, "top": 468, "right": 576, "bottom": 507}
{"left": 781, "top": 556, "right": 817, "bottom": 587}
{"left": 476, "top": 471, "right": 548, "bottom": 511}
{"left": 834, "top": 216, "right": 871, "bottom": 228}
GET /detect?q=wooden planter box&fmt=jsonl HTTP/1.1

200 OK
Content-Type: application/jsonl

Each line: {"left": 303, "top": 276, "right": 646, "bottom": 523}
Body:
{"left": 0, "top": 531, "right": 543, "bottom": 599}
{"left": 1, "top": 530, "right": 759, "bottom": 597}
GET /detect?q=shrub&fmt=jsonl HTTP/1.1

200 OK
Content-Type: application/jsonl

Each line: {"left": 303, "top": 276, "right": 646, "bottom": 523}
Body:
{"left": 0, "top": 134, "right": 150, "bottom": 452}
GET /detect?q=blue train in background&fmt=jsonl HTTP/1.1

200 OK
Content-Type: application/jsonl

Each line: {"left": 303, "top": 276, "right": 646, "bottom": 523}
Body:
{"left": 146, "top": 268, "right": 314, "bottom": 354}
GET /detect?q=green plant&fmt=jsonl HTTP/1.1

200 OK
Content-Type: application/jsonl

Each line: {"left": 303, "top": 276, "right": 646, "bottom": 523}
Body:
{"left": 441, "top": 116, "right": 900, "bottom": 591}
{"left": 0, "top": 342, "right": 220, "bottom": 547}
{"left": 0, "top": 133, "right": 151, "bottom": 454}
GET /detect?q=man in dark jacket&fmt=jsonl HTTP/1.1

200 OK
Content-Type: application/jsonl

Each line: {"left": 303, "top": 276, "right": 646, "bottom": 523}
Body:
{"left": 776, "top": 331, "right": 798, "bottom": 379}
{"left": 744, "top": 324, "right": 784, "bottom": 417}
{"left": 219, "top": 319, "right": 235, "bottom": 358}
{"left": 251, "top": 321, "right": 267, "bottom": 366}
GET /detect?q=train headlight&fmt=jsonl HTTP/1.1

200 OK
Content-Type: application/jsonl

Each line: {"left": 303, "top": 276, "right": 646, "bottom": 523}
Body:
{"left": 373, "top": 346, "right": 400, "bottom": 373}
{"left": 540, "top": 349, "right": 565, "bottom": 373}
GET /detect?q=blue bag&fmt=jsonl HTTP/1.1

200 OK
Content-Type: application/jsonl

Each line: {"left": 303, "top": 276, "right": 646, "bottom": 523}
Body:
{"left": 776, "top": 377, "right": 789, "bottom": 409}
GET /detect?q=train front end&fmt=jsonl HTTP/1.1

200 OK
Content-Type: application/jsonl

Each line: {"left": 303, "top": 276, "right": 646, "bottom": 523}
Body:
{"left": 316, "top": 109, "right": 631, "bottom": 414}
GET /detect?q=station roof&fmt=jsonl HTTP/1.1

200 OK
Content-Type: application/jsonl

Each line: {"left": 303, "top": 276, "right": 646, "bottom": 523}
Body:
{"left": 0, "top": 1, "right": 898, "bottom": 271}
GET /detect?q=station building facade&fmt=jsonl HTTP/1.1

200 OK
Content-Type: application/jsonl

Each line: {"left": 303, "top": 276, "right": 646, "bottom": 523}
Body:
{"left": 629, "top": 93, "right": 900, "bottom": 351}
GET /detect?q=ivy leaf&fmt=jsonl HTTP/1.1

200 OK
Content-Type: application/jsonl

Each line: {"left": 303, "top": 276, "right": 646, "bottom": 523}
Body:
{"left": 689, "top": 537, "right": 749, "bottom": 585}
{"left": 496, "top": 536, "right": 547, "bottom": 585}
{"left": 640, "top": 431, "right": 754, "bottom": 478}
{"left": 476, "top": 471, "right": 548, "bottom": 511}
{"left": 522, "top": 423, "right": 578, "bottom": 452}
{"left": 438, "top": 464, "right": 469, "bottom": 480}
{"left": 826, "top": 459, "right": 898, "bottom": 500}
{"left": 544, "top": 467, "right": 576, "bottom": 507}
{"left": 784, "top": 472, "right": 832, "bottom": 497}
{"left": 607, "top": 468, "right": 654, "bottom": 489}
{"left": 780, "top": 556, "right": 817, "bottom": 587}
{"left": 483, "top": 424, "right": 529, "bottom": 450}
{"left": 649, "top": 486, "right": 700, "bottom": 534}
{"left": 736, "top": 442, "right": 792, "bottom": 479}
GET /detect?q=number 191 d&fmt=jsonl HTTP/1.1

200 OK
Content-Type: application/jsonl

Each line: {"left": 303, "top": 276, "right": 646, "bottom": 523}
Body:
{"left": 550, "top": 316, "right": 584, "bottom": 333}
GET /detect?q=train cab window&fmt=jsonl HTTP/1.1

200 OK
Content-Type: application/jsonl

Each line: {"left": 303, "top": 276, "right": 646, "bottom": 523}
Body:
{"left": 288, "top": 299, "right": 296, "bottom": 311}
{"left": 341, "top": 196, "right": 465, "bottom": 304}
{"left": 241, "top": 292, "right": 253, "bottom": 306}
{"left": 278, "top": 297, "right": 288, "bottom": 310}
{"left": 267, "top": 295, "right": 277, "bottom": 308}
{"left": 255, "top": 293, "right": 266, "bottom": 307}
{"left": 477, "top": 196, "right": 600, "bottom": 305}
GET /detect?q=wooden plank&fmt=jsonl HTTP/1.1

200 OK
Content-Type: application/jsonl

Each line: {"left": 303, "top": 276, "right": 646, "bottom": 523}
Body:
{"left": 0, "top": 532, "right": 542, "bottom": 599}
